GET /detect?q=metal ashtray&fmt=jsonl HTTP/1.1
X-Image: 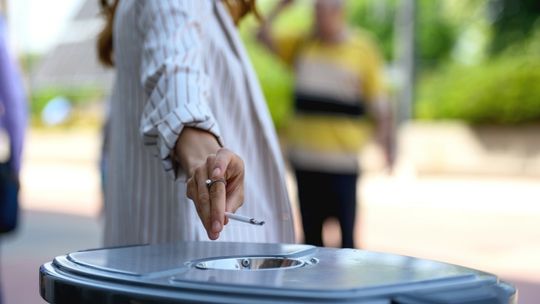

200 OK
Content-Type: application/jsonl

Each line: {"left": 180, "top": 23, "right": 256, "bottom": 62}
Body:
{"left": 193, "top": 256, "right": 317, "bottom": 271}
{"left": 40, "top": 242, "right": 517, "bottom": 303}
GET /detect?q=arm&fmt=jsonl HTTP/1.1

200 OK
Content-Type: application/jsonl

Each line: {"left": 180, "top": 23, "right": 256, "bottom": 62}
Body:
{"left": 256, "top": 0, "right": 294, "bottom": 55}
{"left": 371, "top": 99, "right": 395, "bottom": 170}
{"left": 361, "top": 36, "right": 394, "bottom": 170}
{"left": 137, "top": 1, "right": 243, "bottom": 240}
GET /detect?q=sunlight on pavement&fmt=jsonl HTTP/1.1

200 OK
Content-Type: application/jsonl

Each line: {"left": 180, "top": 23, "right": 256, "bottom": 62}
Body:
{"left": 19, "top": 129, "right": 102, "bottom": 217}
{"left": 360, "top": 172, "right": 540, "bottom": 289}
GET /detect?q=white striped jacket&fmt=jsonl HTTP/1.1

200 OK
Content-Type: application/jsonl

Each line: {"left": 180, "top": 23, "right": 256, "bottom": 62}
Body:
{"left": 104, "top": 0, "right": 295, "bottom": 246}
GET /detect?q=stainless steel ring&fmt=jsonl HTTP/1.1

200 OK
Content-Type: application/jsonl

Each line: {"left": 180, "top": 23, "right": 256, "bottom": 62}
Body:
{"left": 205, "top": 178, "right": 226, "bottom": 189}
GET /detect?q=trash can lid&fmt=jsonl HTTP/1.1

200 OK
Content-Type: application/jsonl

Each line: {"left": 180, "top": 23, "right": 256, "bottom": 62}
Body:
{"left": 40, "top": 242, "right": 516, "bottom": 303}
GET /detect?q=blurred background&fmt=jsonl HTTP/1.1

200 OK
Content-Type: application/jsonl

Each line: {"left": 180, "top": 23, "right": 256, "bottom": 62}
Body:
{"left": 1, "top": 0, "right": 539, "bottom": 303}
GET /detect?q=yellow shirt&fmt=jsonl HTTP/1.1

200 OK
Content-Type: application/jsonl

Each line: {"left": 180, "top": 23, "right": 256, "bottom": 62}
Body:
{"left": 275, "top": 30, "right": 385, "bottom": 172}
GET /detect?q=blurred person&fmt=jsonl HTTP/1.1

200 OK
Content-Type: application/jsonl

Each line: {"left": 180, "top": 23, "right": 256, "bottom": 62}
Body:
{"left": 97, "top": 0, "right": 294, "bottom": 246}
{"left": 0, "top": 13, "right": 27, "bottom": 304}
{"left": 258, "top": 0, "right": 393, "bottom": 248}
{"left": 0, "top": 15, "right": 26, "bottom": 235}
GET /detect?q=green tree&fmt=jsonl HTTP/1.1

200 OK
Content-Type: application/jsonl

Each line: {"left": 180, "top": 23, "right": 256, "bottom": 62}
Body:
{"left": 347, "top": 0, "right": 457, "bottom": 68}
{"left": 489, "top": 0, "right": 540, "bottom": 54}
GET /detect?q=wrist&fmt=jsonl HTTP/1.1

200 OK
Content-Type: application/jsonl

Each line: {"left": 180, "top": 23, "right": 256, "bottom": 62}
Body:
{"left": 175, "top": 127, "right": 221, "bottom": 177}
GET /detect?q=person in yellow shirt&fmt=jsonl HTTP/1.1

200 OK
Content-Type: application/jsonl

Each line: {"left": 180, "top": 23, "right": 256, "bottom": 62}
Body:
{"left": 258, "top": 0, "right": 393, "bottom": 248}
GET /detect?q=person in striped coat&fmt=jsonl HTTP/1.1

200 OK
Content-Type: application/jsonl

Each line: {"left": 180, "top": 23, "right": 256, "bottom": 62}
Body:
{"left": 97, "top": 0, "right": 295, "bottom": 246}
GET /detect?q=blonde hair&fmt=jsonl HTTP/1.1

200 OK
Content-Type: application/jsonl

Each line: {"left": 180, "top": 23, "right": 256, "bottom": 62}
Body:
{"left": 97, "top": 0, "right": 259, "bottom": 67}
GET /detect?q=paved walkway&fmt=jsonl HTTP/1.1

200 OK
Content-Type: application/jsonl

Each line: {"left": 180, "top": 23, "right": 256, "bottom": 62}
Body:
{"left": 2, "top": 129, "right": 539, "bottom": 303}
{"left": 2, "top": 211, "right": 102, "bottom": 304}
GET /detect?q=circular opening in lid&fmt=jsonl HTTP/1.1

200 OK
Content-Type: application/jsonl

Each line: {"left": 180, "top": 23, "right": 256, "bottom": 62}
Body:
{"left": 194, "top": 257, "right": 305, "bottom": 271}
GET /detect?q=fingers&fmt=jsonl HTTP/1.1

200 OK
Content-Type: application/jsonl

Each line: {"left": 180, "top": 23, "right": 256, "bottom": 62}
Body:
{"left": 210, "top": 148, "right": 233, "bottom": 180}
{"left": 186, "top": 148, "right": 245, "bottom": 240}
{"left": 215, "top": 148, "right": 245, "bottom": 212}
{"left": 208, "top": 176, "right": 226, "bottom": 236}
{"left": 212, "top": 148, "right": 245, "bottom": 213}
{"left": 206, "top": 155, "right": 225, "bottom": 236}
{"left": 224, "top": 173, "right": 244, "bottom": 212}
{"left": 194, "top": 167, "right": 218, "bottom": 240}
{"left": 225, "top": 189, "right": 244, "bottom": 212}
{"left": 211, "top": 148, "right": 244, "bottom": 178}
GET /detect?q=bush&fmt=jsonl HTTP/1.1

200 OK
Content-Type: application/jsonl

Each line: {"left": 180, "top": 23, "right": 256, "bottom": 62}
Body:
{"left": 239, "top": 4, "right": 309, "bottom": 130}
{"left": 416, "top": 55, "right": 540, "bottom": 124}
{"left": 244, "top": 40, "right": 294, "bottom": 130}
{"left": 347, "top": 0, "right": 457, "bottom": 65}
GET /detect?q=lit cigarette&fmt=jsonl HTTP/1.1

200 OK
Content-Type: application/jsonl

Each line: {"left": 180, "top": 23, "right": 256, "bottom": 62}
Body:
{"left": 225, "top": 212, "right": 265, "bottom": 226}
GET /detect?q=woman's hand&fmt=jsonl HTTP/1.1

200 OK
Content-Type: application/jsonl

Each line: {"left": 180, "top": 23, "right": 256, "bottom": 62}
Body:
{"left": 176, "top": 128, "right": 245, "bottom": 240}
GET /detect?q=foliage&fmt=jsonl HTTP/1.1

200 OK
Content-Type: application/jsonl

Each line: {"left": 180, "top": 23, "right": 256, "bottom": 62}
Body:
{"left": 416, "top": 57, "right": 540, "bottom": 124}
{"left": 416, "top": 0, "right": 457, "bottom": 67}
{"left": 245, "top": 0, "right": 540, "bottom": 126}
{"left": 239, "top": 3, "right": 310, "bottom": 129}
{"left": 489, "top": 0, "right": 540, "bottom": 54}
{"left": 347, "top": 0, "right": 457, "bottom": 66}
{"left": 244, "top": 0, "right": 458, "bottom": 127}
{"left": 346, "top": 0, "right": 396, "bottom": 61}
{"left": 417, "top": 23, "right": 540, "bottom": 124}
{"left": 18, "top": 53, "right": 42, "bottom": 74}
{"left": 244, "top": 40, "right": 294, "bottom": 130}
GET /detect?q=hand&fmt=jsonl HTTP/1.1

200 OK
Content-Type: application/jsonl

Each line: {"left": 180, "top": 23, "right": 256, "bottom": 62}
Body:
{"left": 186, "top": 148, "right": 245, "bottom": 240}
{"left": 279, "top": 0, "right": 295, "bottom": 7}
{"left": 384, "top": 148, "right": 395, "bottom": 174}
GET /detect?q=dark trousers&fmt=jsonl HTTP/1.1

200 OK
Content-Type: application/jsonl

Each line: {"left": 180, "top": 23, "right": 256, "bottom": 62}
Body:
{"left": 294, "top": 168, "right": 358, "bottom": 248}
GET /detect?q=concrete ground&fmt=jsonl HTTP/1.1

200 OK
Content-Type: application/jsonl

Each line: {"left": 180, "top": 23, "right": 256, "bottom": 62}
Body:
{"left": 2, "top": 129, "right": 539, "bottom": 303}
{"left": 1, "top": 211, "right": 102, "bottom": 304}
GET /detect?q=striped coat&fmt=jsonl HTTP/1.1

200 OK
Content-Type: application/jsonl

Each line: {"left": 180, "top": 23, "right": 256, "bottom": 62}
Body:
{"left": 104, "top": 0, "right": 295, "bottom": 246}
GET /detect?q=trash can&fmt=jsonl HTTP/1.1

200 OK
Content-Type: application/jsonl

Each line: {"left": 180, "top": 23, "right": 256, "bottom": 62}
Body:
{"left": 39, "top": 241, "right": 517, "bottom": 303}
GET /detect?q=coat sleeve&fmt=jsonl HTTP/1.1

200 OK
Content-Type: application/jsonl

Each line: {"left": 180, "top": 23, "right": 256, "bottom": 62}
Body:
{"left": 137, "top": 0, "right": 222, "bottom": 179}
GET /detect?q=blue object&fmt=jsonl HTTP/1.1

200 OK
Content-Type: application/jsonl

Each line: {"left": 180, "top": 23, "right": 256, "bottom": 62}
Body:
{"left": 41, "top": 96, "right": 72, "bottom": 126}
{"left": 0, "top": 160, "right": 19, "bottom": 233}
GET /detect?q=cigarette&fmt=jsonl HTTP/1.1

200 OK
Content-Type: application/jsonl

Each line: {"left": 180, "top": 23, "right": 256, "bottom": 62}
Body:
{"left": 225, "top": 212, "right": 265, "bottom": 226}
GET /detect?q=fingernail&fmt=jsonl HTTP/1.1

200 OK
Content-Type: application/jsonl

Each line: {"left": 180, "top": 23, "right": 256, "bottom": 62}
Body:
{"left": 212, "top": 220, "right": 221, "bottom": 233}
{"left": 212, "top": 168, "right": 221, "bottom": 178}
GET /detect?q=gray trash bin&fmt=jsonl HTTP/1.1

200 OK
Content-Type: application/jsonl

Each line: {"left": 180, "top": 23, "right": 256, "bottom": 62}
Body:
{"left": 39, "top": 242, "right": 517, "bottom": 303}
